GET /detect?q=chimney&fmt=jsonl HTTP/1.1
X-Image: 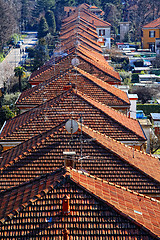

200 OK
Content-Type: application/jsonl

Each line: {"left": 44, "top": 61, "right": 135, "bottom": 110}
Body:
{"left": 63, "top": 228, "right": 69, "bottom": 240}
{"left": 63, "top": 151, "right": 76, "bottom": 168}
{"left": 62, "top": 195, "right": 70, "bottom": 215}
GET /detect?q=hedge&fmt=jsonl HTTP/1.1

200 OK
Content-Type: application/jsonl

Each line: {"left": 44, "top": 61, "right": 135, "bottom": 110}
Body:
{"left": 137, "top": 104, "right": 160, "bottom": 116}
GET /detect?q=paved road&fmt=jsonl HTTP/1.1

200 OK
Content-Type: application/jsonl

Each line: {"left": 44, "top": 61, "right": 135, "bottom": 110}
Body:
{"left": 0, "top": 32, "right": 37, "bottom": 88}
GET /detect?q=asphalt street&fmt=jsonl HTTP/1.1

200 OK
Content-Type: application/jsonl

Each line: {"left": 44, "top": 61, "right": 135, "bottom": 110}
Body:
{"left": 0, "top": 32, "right": 37, "bottom": 88}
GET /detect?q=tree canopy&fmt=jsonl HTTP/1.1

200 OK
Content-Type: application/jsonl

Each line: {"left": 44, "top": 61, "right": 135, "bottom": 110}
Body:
{"left": 37, "top": 16, "right": 49, "bottom": 39}
{"left": 34, "top": 0, "right": 55, "bottom": 18}
{"left": 14, "top": 66, "right": 25, "bottom": 92}
{"left": 45, "top": 10, "right": 56, "bottom": 34}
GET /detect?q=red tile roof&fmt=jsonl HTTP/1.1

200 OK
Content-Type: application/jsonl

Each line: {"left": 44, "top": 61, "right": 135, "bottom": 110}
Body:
{"left": 64, "top": 6, "right": 76, "bottom": 13}
{"left": 0, "top": 167, "right": 160, "bottom": 238}
{"left": 60, "top": 20, "right": 98, "bottom": 39}
{"left": 81, "top": 124, "right": 159, "bottom": 183}
{"left": 70, "top": 168, "right": 160, "bottom": 238}
{"left": 143, "top": 17, "right": 160, "bottom": 28}
{"left": 77, "top": 46, "right": 121, "bottom": 81}
{"left": 60, "top": 31, "right": 100, "bottom": 49}
{"left": 61, "top": 15, "right": 97, "bottom": 32}
{"left": 17, "top": 68, "right": 125, "bottom": 108}
{"left": 0, "top": 121, "right": 156, "bottom": 194}
{"left": 58, "top": 35, "right": 102, "bottom": 53}
{"left": 63, "top": 8, "right": 111, "bottom": 27}
{"left": 75, "top": 67, "right": 128, "bottom": 104}
{"left": 28, "top": 47, "right": 120, "bottom": 86}
{"left": 1, "top": 90, "right": 145, "bottom": 145}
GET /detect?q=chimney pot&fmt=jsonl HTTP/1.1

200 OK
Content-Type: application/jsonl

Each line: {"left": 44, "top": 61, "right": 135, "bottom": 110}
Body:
{"left": 62, "top": 195, "right": 70, "bottom": 215}
{"left": 63, "top": 228, "right": 69, "bottom": 240}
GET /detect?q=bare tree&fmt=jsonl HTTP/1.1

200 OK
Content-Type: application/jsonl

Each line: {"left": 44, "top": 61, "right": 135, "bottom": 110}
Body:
{"left": 0, "top": 0, "right": 17, "bottom": 48}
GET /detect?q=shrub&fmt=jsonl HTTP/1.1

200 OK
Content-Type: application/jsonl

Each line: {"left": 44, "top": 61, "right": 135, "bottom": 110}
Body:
{"left": 0, "top": 106, "right": 15, "bottom": 128}
{"left": 132, "top": 73, "right": 139, "bottom": 83}
{"left": 137, "top": 104, "right": 160, "bottom": 116}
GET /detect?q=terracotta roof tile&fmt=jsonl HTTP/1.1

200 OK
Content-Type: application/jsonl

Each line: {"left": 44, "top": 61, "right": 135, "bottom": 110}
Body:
{"left": 75, "top": 67, "right": 129, "bottom": 104}
{"left": 0, "top": 167, "right": 160, "bottom": 238}
{"left": 29, "top": 47, "right": 120, "bottom": 86}
{"left": 60, "top": 20, "right": 98, "bottom": 39}
{"left": 17, "top": 68, "right": 126, "bottom": 108}
{"left": 63, "top": 8, "right": 111, "bottom": 27}
{"left": 143, "top": 17, "right": 160, "bottom": 28}
{"left": 58, "top": 35, "right": 102, "bottom": 53}
{"left": 77, "top": 46, "right": 121, "bottom": 81}
{"left": 70, "top": 168, "right": 160, "bottom": 238}
{"left": 60, "top": 32, "right": 100, "bottom": 49}
{"left": 1, "top": 90, "right": 143, "bottom": 144}
{"left": 0, "top": 121, "right": 157, "bottom": 194}
{"left": 81, "top": 124, "right": 159, "bottom": 183}
{"left": 61, "top": 15, "right": 97, "bottom": 32}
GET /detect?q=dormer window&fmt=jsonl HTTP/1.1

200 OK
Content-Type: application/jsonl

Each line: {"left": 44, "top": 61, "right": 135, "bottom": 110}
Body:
{"left": 149, "top": 31, "right": 155, "bottom": 38}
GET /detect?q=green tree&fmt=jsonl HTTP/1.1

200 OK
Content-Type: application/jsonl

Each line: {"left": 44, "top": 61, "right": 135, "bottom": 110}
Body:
{"left": 34, "top": 0, "right": 55, "bottom": 18}
{"left": 14, "top": 66, "right": 25, "bottom": 92}
{"left": 0, "top": 106, "right": 15, "bottom": 129}
{"left": 33, "top": 38, "right": 49, "bottom": 71}
{"left": 45, "top": 10, "right": 56, "bottom": 34}
{"left": 38, "top": 16, "right": 49, "bottom": 39}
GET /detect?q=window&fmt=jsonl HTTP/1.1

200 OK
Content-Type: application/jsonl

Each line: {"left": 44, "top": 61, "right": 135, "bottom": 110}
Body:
{"left": 99, "top": 29, "right": 105, "bottom": 36}
{"left": 149, "top": 31, "right": 155, "bottom": 38}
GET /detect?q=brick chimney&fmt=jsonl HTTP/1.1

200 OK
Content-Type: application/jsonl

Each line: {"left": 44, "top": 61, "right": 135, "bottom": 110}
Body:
{"left": 62, "top": 195, "right": 70, "bottom": 215}
{"left": 63, "top": 228, "right": 69, "bottom": 240}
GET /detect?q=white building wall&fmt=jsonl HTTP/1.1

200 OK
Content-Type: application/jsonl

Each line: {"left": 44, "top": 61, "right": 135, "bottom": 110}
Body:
{"left": 96, "top": 27, "right": 111, "bottom": 48}
{"left": 128, "top": 94, "right": 138, "bottom": 119}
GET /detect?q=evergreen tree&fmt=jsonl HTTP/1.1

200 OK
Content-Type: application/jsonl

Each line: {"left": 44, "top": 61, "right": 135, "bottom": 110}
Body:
{"left": 45, "top": 10, "right": 56, "bottom": 34}
{"left": 34, "top": 0, "right": 55, "bottom": 18}
{"left": 38, "top": 16, "right": 49, "bottom": 39}
{"left": 33, "top": 38, "right": 49, "bottom": 71}
{"left": 14, "top": 67, "right": 25, "bottom": 92}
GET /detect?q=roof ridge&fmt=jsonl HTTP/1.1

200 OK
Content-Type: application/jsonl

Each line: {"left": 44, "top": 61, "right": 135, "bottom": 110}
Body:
{"left": 63, "top": 8, "right": 111, "bottom": 26}
{"left": 2, "top": 89, "right": 73, "bottom": 139}
{"left": 60, "top": 21, "right": 98, "bottom": 36}
{"left": 18, "top": 69, "right": 71, "bottom": 104}
{"left": 0, "top": 167, "right": 68, "bottom": 223}
{"left": 77, "top": 50, "right": 120, "bottom": 81}
{"left": 70, "top": 167, "right": 160, "bottom": 203}
{"left": 0, "top": 120, "right": 69, "bottom": 171}
{"left": 80, "top": 124, "right": 160, "bottom": 183}
{"left": 82, "top": 8, "right": 111, "bottom": 26}
{"left": 75, "top": 67, "right": 129, "bottom": 104}
{"left": 143, "top": 17, "right": 160, "bottom": 28}
{"left": 75, "top": 90, "right": 145, "bottom": 139}
{"left": 62, "top": 16, "right": 97, "bottom": 30}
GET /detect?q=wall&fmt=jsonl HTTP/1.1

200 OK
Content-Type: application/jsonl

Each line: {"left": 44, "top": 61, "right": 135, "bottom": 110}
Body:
{"left": 142, "top": 28, "right": 160, "bottom": 50}
{"left": 96, "top": 27, "right": 110, "bottom": 48}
